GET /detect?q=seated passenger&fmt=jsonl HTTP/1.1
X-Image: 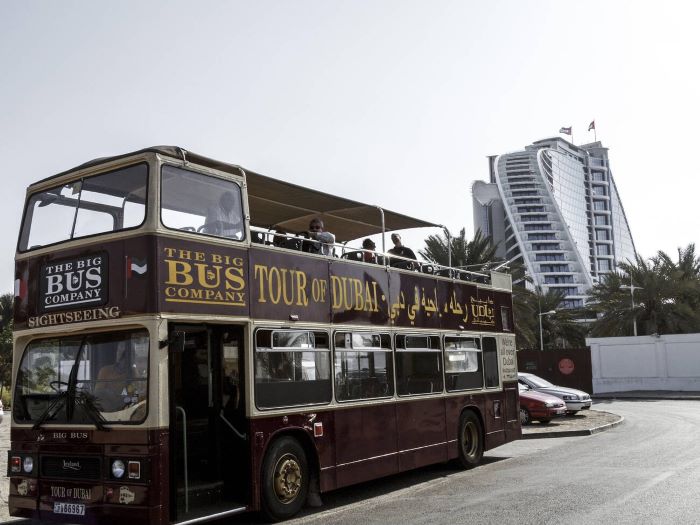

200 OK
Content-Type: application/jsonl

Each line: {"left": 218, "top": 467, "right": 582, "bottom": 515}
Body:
{"left": 362, "top": 238, "right": 378, "bottom": 263}
{"left": 302, "top": 218, "right": 335, "bottom": 256}
{"left": 387, "top": 233, "right": 417, "bottom": 269}
{"left": 94, "top": 345, "right": 136, "bottom": 412}
{"left": 203, "top": 191, "right": 243, "bottom": 239}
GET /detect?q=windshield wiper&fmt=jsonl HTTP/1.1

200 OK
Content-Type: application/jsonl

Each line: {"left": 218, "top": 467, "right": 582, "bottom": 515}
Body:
{"left": 32, "top": 391, "right": 69, "bottom": 430}
{"left": 33, "top": 337, "right": 110, "bottom": 431}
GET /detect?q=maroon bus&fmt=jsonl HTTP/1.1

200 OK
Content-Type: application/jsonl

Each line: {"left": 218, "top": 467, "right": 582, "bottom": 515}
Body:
{"left": 8, "top": 146, "right": 520, "bottom": 524}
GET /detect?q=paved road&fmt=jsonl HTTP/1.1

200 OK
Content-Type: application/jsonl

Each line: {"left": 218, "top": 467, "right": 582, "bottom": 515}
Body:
{"left": 271, "top": 399, "right": 700, "bottom": 525}
{"left": 3, "top": 400, "right": 700, "bottom": 524}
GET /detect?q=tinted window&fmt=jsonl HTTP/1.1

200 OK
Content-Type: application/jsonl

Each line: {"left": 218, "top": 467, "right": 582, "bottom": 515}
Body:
{"left": 444, "top": 337, "right": 483, "bottom": 391}
{"left": 334, "top": 332, "right": 393, "bottom": 401}
{"left": 19, "top": 164, "right": 148, "bottom": 251}
{"left": 482, "top": 337, "right": 499, "bottom": 388}
{"left": 254, "top": 329, "right": 331, "bottom": 409}
{"left": 395, "top": 335, "right": 443, "bottom": 396}
{"left": 161, "top": 165, "right": 245, "bottom": 241}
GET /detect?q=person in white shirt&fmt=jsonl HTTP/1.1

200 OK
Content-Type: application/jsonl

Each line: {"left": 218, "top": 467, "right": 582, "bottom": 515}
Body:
{"left": 303, "top": 218, "right": 335, "bottom": 256}
{"left": 204, "top": 191, "right": 243, "bottom": 239}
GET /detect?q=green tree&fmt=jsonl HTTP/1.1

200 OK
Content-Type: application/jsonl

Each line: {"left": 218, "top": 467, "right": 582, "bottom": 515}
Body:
{"left": 419, "top": 228, "right": 497, "bottom": 269}
{"left": 588, "top": 247, "right": 700, "bottom": 336}
{"left": 515, "top": 286, "right": 586, "bottom": 350}
{"left": 0, "top": 293, "right": 13, "bottom": 399}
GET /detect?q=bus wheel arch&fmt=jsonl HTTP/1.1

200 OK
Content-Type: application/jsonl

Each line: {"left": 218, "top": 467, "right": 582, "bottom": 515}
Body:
{"left": 456, "top": 407, "right": 484, "bottom": 469}
{"left": 260, "top": 430, "right": 319, "bottom": 521}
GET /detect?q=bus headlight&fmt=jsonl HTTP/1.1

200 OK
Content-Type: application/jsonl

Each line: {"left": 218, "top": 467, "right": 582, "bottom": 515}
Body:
{"left": 111, "top": 459, "right": 126, "bottom": 479}
{"left": 22, "top": 456, "right": 33, "bottom": 473}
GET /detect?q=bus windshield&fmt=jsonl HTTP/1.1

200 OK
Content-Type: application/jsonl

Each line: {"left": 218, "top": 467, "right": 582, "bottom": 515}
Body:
{"left": 13, "top": 329, "right": 149, "bottom": 426}
{"left": 18, "top": 163, "right": 148, "bottom": 252}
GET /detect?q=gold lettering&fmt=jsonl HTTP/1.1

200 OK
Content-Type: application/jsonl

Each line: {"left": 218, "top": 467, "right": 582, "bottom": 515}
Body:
{"left": 295, "top": 271, "right": 308, "bottom": 306}
{"left": 331, "top": 276, "right": 343, "bottom": 309}
{"left": 353, "top": 279, "right": 364, "bottom": 311}
{"left": 268, "top": 267, "right": 282, "bottom": 305}
{"left": 195, "top": 263, "right": 221, "bottom": 289}
{"left": 254, "top": 264, "right": 269, "bottom": 302}
{"left": 165, "top": 260, "right": 193, "bottom": 285}
{"left": 225, "top": 266, "right": 245, "bottom": 291}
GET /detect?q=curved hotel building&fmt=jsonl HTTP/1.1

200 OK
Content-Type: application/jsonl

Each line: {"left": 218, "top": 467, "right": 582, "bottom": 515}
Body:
{"left": 472, "top": 138, "right": 636, "bottom": 308}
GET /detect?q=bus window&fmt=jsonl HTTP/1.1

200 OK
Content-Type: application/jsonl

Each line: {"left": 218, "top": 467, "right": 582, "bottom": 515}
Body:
{"left": 14, "top": 329, "right": 149, "bottom": 425}
{"left": 444, "top": 336, "right": 483, "bottom": 391}
{"left": 334, "top": 332, "right": 393, "bottom": 401}
{"left": 18, "top": 163, "right": 148, "bottom": 251}
{"left": 395, "top": 335, "right": 443, "bottom": 396}
{"left": 482, "top": 337, "right": 500, "bottom": 388}
{"left": 254, "top": 329, "right": 331, "bottom": 409}
{"left": 161, "top": 165, "right": 245, "bottom": 241}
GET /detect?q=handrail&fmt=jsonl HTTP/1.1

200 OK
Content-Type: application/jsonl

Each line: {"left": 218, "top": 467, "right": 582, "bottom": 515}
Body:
{"left": 249, "top": 227, "right": 492, "bottom": 284}
{"left": 175, "top": 405, "right": 189, "bottom": 514}
{"left": 219, "top": 410, "right": 247, "bottom": 440}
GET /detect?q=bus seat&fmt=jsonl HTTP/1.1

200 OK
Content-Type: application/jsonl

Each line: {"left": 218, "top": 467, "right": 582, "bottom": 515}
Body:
{"left": 341, "top": 251, "right": 363, "bottom": 262}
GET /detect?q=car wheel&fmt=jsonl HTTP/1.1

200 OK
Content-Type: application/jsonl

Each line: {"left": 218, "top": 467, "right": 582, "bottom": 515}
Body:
{"left": 567, "top": 410, "right": 579, "bottom": 416}
{"left": 456, "top": 411, "right": 484, "bottom": 469}
{"left": 261, "top": 437, "right": 309, "bottom": 522}
{"left": 519, "top": 408, "right": 531, "bottom": 426}
{"left": 538, "top": 418, "right": 551, "bottom": 425}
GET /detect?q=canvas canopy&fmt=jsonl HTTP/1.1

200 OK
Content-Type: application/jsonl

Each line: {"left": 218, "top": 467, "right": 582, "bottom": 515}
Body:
{"left": 39, "top": 146, "right": 439, "bottom": 242}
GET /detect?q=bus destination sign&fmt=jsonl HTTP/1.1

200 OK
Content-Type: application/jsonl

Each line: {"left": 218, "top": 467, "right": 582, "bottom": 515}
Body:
{"left": 39, "top": 253, "right": 108, "bottom": 313}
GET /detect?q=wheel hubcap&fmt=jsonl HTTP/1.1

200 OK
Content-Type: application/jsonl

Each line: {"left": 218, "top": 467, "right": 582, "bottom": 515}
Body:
{"left": 520, "top": 408, "right": 528, "bottom": 424}
{"left": 462, "top": 421, "right": 477, "bottom": 458}
{"left": 273, "top": 454, "right": 302, "bottom": 504}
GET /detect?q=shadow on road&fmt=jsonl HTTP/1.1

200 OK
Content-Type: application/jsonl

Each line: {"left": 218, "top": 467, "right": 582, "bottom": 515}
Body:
{"left": 226, "top": 456, "right": 511, "bottom": 524}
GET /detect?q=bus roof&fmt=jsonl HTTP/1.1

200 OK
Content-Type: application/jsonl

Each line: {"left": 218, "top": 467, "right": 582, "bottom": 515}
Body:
{"left": 35, "top": 146, "right": 439, "bottom": 242}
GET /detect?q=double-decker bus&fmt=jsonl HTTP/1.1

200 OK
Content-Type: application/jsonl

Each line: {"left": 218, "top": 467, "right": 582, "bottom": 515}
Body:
{"left": 8, "top": 146, "right": 520, "bottom": 524}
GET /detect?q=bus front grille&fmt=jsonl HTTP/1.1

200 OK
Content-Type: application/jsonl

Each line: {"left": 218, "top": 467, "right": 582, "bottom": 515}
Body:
{"left": 41, "top": 456, "right": 102, "bottom": 480}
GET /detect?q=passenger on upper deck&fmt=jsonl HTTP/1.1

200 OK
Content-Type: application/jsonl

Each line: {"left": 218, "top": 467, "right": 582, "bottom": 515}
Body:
{"left": 203, "top": 191, "right": 243, "bottom": 239}
{"left": 362, "top": 238, "right": 377, "bottom": 263}
{"left": 303, "top": 218, "right": 335, "bottom": 256}
{"left": 388, "top": 233, "right": 417, "bottom": 269}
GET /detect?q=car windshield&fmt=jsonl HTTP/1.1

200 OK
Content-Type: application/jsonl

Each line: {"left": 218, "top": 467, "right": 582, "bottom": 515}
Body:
{"left": 14, "top": 329, "right": 149, "bottom": 425}
{"left": 526, "top": 375, "right": 554, "bottom": 388}
{"left": 18, "top": 163, "right": 148, "bottom": 252}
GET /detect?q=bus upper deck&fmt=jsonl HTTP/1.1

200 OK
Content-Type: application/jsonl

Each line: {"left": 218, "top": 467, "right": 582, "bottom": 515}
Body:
{"left": 14, "top": 146, "right": 513, "bottom": 333}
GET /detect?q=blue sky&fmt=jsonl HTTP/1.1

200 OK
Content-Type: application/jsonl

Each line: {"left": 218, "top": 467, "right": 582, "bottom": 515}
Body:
{"left": 1, "top": 1, "right": 698, "bottom": 289}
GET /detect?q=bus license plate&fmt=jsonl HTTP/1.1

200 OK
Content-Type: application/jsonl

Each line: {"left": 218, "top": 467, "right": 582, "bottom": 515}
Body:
{"left": 54, "top": 502, "right": 86, "bottom": 516}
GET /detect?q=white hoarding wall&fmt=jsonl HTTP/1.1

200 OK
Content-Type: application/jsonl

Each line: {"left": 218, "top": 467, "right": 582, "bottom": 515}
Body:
{"left": 586, "top": 334, "right": 700, "bottom": 393}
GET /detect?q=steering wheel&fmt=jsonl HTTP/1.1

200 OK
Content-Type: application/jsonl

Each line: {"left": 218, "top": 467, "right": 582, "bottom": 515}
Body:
{"left": 49, "top": 380, "right": 70, "bottom": 392}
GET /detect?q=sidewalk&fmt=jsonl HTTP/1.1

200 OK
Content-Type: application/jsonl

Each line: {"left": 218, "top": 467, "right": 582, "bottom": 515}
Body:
{"left": 593, "top": 391, "right": 700, "bottom": 400}
{"left": 521, "top": 409, "right": 623, "bottom": 439}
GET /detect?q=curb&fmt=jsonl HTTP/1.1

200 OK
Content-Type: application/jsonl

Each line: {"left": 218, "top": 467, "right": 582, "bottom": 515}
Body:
{"left": 521, "top": 415, "right": 624, "bottom": 439}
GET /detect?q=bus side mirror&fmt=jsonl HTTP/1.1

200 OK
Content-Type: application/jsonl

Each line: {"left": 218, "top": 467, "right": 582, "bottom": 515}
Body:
{"left": 159, "top": 331, "right": 186, "bottom": 352}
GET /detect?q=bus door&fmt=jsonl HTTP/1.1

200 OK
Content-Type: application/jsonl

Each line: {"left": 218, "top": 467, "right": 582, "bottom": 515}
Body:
{"left": 168, "top": 324, "right": 249, "bottom": 521}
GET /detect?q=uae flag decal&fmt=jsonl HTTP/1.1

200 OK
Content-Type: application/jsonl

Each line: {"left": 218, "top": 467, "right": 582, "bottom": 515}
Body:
{"left": 127, "top": 256, "right": 148, "bottom": 278}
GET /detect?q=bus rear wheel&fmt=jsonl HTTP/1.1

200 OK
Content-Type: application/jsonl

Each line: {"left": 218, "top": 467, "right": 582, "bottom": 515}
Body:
{"left": 456, "top": 411, "right": 484, "bottom": 469}
{"left": 261, "top": 437, "right": 309, "bottom": 522}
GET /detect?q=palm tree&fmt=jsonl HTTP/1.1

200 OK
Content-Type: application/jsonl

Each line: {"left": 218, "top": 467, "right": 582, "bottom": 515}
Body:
{"left": 420, "top": 228, "right": 497, "bottom": 269}
{"left": 588, "top": 248, "right": 700, "bottom": 336}
{"left": 515, "top": 287, "right": 586, "bottom": 350}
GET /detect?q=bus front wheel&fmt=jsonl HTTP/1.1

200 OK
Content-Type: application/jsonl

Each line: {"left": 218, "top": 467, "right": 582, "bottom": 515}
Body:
{"left": 261, "top": 436, "right": 309, "bottom": 522}
{"left": 456, "top": 411, "right": 484, "bottom": 469}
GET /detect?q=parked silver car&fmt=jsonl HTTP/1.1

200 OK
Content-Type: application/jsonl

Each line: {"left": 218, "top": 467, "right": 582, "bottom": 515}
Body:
{"left": 517, "top": 372, "right": 591, "bottom": 414}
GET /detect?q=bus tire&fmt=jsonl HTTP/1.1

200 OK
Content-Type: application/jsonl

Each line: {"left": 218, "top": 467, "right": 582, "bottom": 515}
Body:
{"left": 456, "top": 410, "right": 484, "bottom": 469}
{"left": 261, "top": 436, "right": 309, "bottom": 522}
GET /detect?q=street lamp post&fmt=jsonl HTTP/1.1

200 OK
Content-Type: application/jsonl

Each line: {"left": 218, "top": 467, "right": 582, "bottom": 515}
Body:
{"left": 539, "top": 310, "right": 556, "bottom": 351}
{"left": 621, "top": 278, "right": 643, "bottom": 337}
